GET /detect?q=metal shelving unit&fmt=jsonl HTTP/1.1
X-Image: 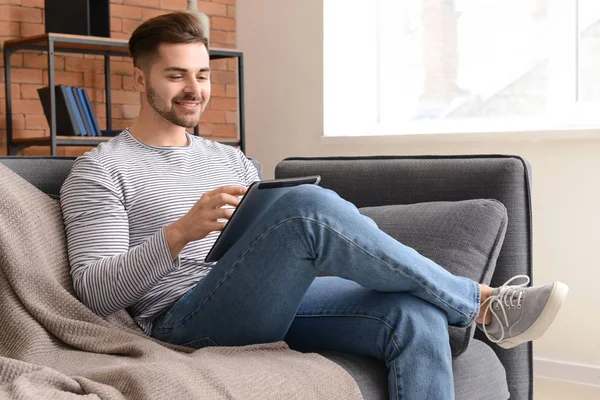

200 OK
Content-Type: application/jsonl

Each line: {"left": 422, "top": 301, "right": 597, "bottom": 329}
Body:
{"left": 3, "top": 33, "right": 245, "bottom": 155}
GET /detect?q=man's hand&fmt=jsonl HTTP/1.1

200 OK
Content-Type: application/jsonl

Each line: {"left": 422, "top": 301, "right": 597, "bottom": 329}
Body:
{"left": 165, "top": 186, "right": 247, "bottom": 259}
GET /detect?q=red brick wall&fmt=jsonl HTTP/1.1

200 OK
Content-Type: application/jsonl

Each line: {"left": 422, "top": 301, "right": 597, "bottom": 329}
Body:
{"left": 0, "top": 0, "right": 238, "bottom": 155}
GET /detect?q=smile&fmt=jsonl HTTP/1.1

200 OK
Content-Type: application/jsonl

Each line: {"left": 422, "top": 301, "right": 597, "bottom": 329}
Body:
{"left": 174, "top": 101, "right": 201, "bottom": 109}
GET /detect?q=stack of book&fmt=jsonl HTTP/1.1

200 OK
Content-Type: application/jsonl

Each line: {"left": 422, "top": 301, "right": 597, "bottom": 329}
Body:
{"left": 37, "top": 84, "right": 103, "bottom": 136}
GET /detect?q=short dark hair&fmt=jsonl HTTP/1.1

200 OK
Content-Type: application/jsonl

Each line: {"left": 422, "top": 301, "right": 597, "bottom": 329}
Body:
{"left": 128, "top": 12, "right": 208, "bottom": 69}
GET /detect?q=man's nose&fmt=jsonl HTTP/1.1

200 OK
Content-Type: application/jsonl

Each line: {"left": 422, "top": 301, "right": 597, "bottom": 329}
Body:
{"left": 183, "top": 78, "right": 203, "bottom": 96}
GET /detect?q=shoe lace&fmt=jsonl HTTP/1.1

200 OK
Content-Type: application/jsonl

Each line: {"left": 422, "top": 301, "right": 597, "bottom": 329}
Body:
{"left": 481, "top": 275, "right": 530, "bottom": 343}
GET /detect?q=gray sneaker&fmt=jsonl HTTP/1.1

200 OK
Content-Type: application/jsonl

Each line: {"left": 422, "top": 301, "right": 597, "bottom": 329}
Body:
{"left": 478, "top": 275, "right": 569, "bottom": 349}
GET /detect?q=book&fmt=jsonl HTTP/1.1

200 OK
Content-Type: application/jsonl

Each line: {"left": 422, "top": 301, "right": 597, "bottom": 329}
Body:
{"left": 75, "top": 87, "right": 96, "bottom": 136}
{"left": 63, "top": 85, "right": 87, "bottom": 136}
{"left": 69, "top": 86, "right": 92, "bottom": 136}
{"left": 81, "top": 88, "right": 102, "bottom": 136}
{"left": 37, "top": 84, "right": 85, "bottom": 136}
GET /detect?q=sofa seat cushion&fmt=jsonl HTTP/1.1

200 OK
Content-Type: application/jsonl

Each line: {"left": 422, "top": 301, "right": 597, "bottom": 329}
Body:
{"left": 359, "top": 200, "right": 508, "bottom": 356}
{"left": 320, "top": 339, "right": 509, "bottom": 400}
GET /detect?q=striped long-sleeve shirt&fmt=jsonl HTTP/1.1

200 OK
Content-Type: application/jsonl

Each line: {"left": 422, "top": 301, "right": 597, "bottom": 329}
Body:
{"left": 60, "top": 130, "right": 259, "bottom": 334}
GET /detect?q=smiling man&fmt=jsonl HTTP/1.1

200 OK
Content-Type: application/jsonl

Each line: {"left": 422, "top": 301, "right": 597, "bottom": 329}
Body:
{"left": 129, "top": 38, "right": 211, "bottom": 146}
{"left": 60, "top": 12, "right": 256, "bottom": 334}
{"left": 60, "top": 12, "right": 568, "bottom": 400}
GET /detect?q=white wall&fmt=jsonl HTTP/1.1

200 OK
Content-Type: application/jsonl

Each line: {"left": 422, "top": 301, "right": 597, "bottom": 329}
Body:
{"left": 237, "top": 0, "right": 600, "bottom": 384}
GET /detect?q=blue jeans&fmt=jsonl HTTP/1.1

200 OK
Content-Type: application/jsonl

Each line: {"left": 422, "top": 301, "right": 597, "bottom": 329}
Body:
{"left": 151, "top": 185, "right": 480, "bottom": 400}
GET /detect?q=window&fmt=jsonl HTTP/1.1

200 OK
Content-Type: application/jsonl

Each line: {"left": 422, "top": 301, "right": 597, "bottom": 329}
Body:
{"left": 324, "top": 0, "right": 600, "bottom": 137}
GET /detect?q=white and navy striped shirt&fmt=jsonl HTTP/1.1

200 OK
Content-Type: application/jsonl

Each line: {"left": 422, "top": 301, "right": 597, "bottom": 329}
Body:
{"left": 60, "top": 130, "right": 259, "bottom": 334}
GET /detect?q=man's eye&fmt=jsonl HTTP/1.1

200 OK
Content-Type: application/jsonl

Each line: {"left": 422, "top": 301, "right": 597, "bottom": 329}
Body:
{"left": 197, "top": 76, "right": 209, "bottom": 81}
{"left": 170, "top": 76, "right": 183, "bottom": 80}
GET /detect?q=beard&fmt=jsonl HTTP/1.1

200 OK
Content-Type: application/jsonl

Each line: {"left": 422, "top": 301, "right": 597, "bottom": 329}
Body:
{"left": 146, "top": 84, "right": 205, "bottom": 128}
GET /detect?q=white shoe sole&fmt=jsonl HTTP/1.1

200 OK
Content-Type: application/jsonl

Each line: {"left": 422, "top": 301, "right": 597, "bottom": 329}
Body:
{"left": 498, "top": 282, "right": 569, "bottom": 349}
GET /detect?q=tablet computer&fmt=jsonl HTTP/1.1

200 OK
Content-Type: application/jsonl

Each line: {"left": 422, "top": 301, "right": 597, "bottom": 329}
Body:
{"left": 204, "top": 175, "right": 321, "bottom": 262}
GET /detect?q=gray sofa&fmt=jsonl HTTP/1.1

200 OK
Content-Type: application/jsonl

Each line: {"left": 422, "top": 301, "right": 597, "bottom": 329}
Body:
{"left": 1, "top": 155, "right": 533, "bottom": 400}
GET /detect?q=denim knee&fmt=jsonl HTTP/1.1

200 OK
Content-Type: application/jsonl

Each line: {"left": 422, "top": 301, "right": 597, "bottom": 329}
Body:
{"left": 277, "top": 185, "right": 357, "bottom": 219}
{"left": 347, "top": 294, "right": 450, "bottom": 364}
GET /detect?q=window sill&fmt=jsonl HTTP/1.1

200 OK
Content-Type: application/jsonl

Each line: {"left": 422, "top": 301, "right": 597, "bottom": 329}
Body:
{"left": 321, "top": 127, "right": 600, "bottom": 145}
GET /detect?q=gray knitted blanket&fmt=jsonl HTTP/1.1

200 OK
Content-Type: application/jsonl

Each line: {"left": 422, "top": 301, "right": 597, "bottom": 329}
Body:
{"left": 0, "top": 163, "right": 362, "bottom": 400}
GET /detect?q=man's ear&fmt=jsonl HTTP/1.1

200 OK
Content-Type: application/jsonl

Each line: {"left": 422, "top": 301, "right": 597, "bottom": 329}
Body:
{"left": 133, "top": 66, "right": 147, "bottom": 92}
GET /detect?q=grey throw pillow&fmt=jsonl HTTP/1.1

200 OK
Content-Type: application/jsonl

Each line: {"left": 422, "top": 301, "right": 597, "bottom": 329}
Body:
{"left": 359, "top": 199, "right": 508, "bottom": 357}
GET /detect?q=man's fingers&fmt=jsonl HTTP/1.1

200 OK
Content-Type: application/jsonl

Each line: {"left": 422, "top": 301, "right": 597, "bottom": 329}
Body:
{"left": 204, "top": 220, "right": 227, "bottom": 232}
{"left": 207, "top": 186, "right": 247, "bottom": 196}
{"left": 202, "top": 208, "right": 234, "bottom": 226}
{"left": 205, "top": 192, "right": 242, "bottom": 209}
{"left": 217, "top": 208, "right": 235, "bottom": 219}
{"left": 200, "top": 186, "right": 246, "bottom": 208}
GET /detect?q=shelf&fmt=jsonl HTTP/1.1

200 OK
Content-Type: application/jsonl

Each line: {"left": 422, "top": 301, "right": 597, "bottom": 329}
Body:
{"left": 11, "top": 135, "right": 110, "bottom": 147}
{"left": 11, "top": 135, "right": 240, "bottom": 148}
{"left": 4, "top": 33, "right": 246, "bottom": 155}
{"left": 3, "top": 33, "right": 240, "bottom": 59}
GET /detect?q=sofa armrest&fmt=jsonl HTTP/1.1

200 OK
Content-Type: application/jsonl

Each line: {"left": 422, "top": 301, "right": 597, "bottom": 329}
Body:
{"left": 275, "top": 155, "right": 533, "bottom": 400}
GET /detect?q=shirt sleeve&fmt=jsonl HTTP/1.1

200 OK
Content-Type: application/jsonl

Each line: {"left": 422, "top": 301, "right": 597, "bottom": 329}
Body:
{"left": 60, "top": 156, "right": 180, "bottom": 317}
{"left": 236, "top": 149, "right": 260, "bottom": 185}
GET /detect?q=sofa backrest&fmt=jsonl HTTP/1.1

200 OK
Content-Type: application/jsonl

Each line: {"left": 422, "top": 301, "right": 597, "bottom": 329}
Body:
{"left": 1, "top": 157, "right": 77, "bottom": 198}
{"left": 0, "top": 156, "right": 263, "bottom": 199}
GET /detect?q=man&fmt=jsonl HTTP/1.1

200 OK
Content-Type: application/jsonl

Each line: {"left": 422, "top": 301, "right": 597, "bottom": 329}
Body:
{"left": 60, "top": 12, "right": 568, "bottom": 399}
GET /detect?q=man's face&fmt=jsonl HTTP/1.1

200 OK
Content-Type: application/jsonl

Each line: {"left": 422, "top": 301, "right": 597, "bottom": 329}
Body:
{"left": 143, "top": 42, "right": 211, "bottom": 128}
